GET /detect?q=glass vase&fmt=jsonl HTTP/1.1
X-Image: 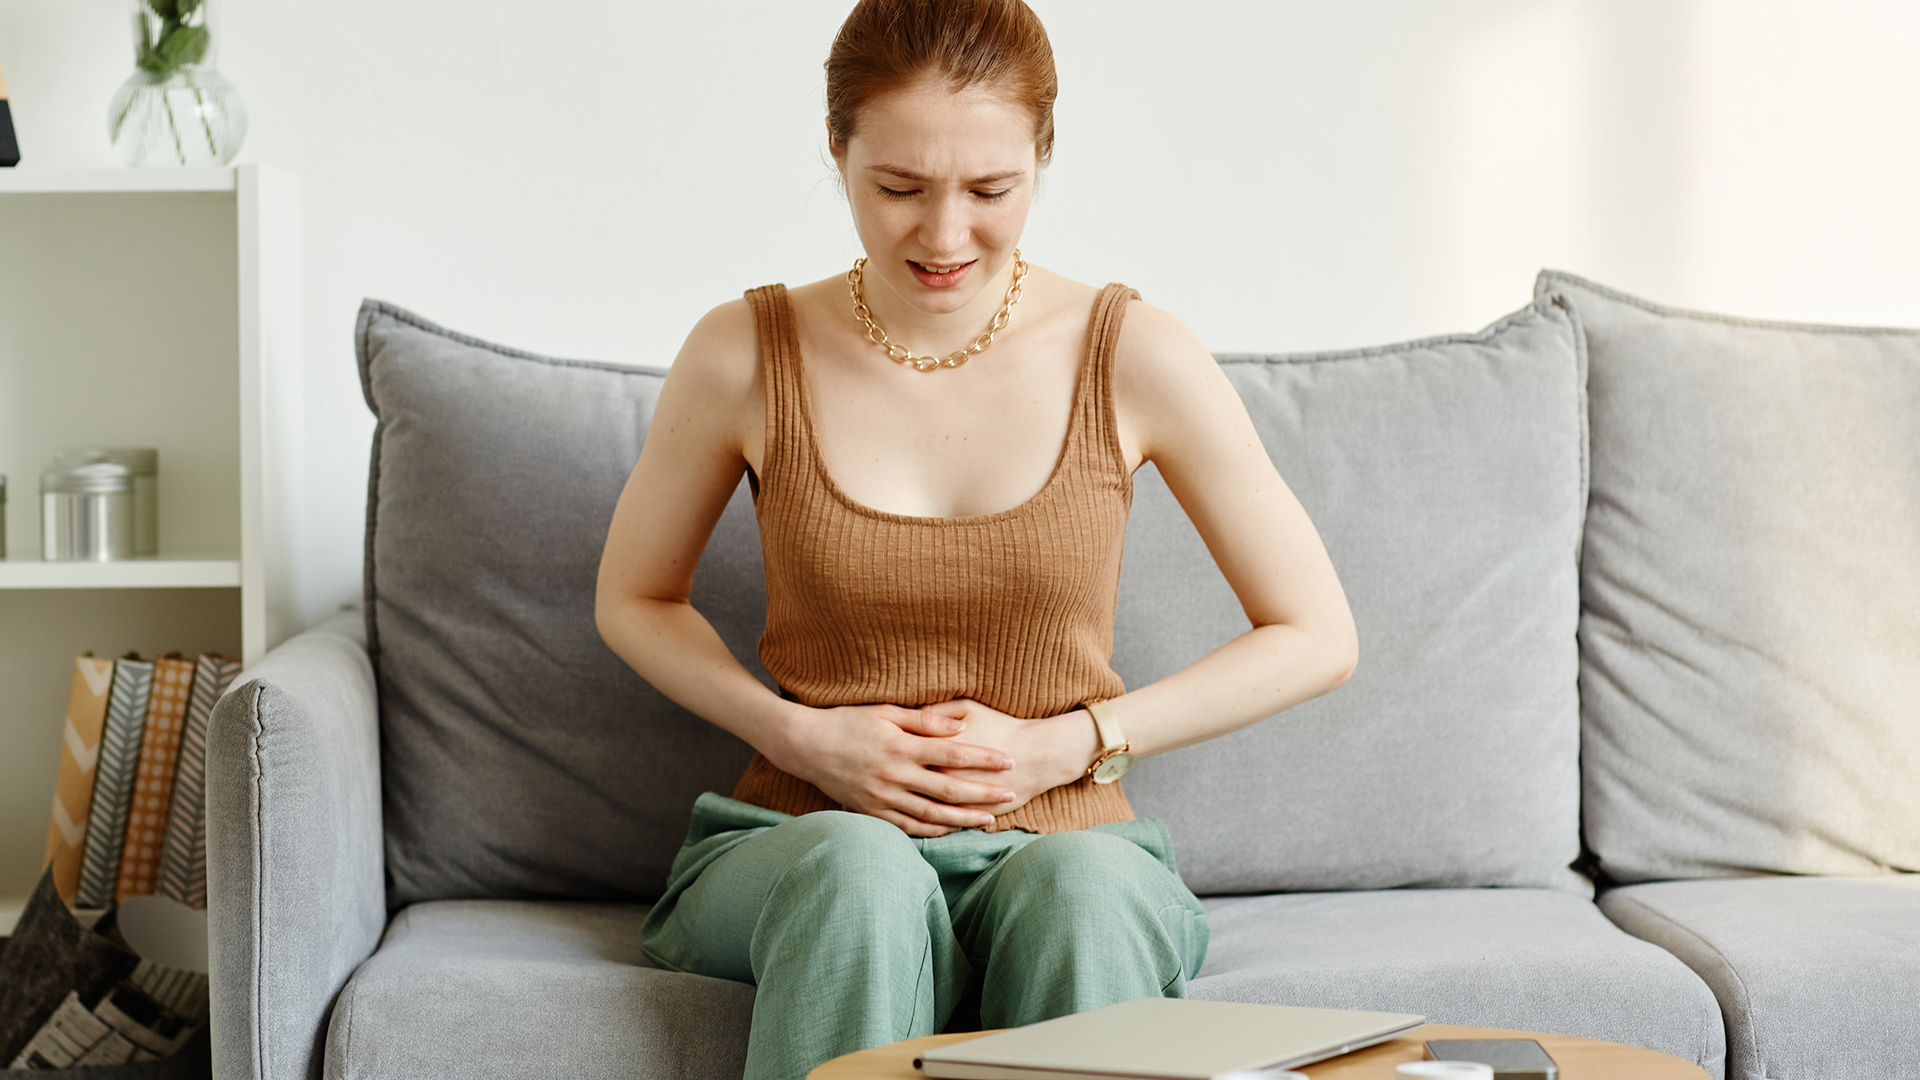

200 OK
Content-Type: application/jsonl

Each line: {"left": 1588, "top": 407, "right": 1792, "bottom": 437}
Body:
{"left": 107, "top": 0, "right": 247, "bottom": 167}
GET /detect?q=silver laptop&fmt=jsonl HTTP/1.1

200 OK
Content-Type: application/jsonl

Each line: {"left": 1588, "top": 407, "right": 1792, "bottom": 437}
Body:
{"left": 916, "top": 997, "right": 1425, "bottom": 1080}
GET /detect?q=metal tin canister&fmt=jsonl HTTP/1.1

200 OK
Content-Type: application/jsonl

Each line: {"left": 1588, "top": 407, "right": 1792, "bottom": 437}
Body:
{"left": 41, "top": 463, "right": 136, "bottom": 562}
{"left": 54, "top": 448, "right": 158, "bottom": 557}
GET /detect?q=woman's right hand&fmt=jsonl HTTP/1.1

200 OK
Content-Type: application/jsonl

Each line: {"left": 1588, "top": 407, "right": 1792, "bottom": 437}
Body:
{"left": 770, "top": 704, "right": 1018, "bottom": 837}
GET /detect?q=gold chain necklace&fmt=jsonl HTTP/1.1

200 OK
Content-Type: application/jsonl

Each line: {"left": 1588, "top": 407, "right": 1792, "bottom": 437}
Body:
{"left": 847, "top": 250, "right": 1029, "bottom": 372}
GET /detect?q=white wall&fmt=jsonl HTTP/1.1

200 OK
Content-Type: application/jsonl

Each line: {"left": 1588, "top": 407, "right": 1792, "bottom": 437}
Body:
{"left": 4, "top": 0, "right": 1918, "bottom": 629}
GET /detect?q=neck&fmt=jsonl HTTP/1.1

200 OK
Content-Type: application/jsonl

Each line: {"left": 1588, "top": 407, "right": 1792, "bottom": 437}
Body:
{"left": 859, "top": 255, "right": 1020, "bottom": 359}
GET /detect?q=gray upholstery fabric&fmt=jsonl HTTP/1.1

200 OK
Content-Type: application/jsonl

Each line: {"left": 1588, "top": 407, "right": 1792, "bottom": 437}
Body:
{"left": 207, "top": 612, "right": 388, "bottom": 1080}
{"left": 325, "top": 901, "right": 752, "bottom": 1080}
{"left": 1601, "top": 876, "right": 1920, "bottom": 1080}
{"left": 1119, "top": 300, "right": 1589, "bottom": 895}
{"left": 1536, "top": 272, "right": 1920, "bottom": 883}
{"left": 1194, "top": 888, "right": 1724, "bottom": 1078}
{"left": 359, "top": 297, "right": 1588, "bottom": 902}
{"left": 357, "top": 302, "right": 762, "bottom": 907}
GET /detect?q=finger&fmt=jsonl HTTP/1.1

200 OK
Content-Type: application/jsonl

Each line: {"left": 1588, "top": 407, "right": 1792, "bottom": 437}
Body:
{"left": 920, "top": 738, "right": 1014, "bottom": 771}
{"left": 944, "top": 795, "right": 1021, "bottom": 810}
{"left": 935, "top": 770, "right": 1022, "bottom": 803}
{"left": 871, "top": 809, "right": 953, "bottom": 839}
{"left": 901, "top": 771, "right": 1016, "bottom": 811}
{"left": 891, "top": 788, "right": 1001, "bottom": 830}
{"left": 893, "top": 706, "right": 968, "bottom": 738}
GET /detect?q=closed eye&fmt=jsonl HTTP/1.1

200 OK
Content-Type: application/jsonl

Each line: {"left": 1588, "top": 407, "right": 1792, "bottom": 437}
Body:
{"left": 974, "top": 189, "right": 1012, "bottom": 202}
{"left": 879, "top": 186, "right": 918, "bottom": 200}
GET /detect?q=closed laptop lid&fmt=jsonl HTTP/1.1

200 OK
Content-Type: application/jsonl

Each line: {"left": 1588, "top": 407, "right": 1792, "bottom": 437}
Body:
{"left": 917, "top": 998, "right": 1426, "bottom": 1079}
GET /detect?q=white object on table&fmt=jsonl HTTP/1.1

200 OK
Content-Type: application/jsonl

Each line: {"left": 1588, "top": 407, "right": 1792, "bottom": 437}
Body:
{"left": 1398, "top": 1064, "right": 1495, "bottom": 1079}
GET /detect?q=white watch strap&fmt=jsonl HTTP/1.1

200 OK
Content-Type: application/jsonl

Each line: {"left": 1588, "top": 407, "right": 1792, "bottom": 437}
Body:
{"left": 1085, "top": 700, "right": 1126, "bottom": 753}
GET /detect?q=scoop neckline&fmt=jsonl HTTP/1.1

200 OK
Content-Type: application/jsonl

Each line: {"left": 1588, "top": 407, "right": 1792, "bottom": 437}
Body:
{"left": 778, "top": 283, "right": 1100, "bottom": 528}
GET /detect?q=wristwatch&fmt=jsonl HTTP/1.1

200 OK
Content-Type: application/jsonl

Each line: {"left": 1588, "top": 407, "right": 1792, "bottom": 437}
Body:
{"left": 1080, "top": 700, "right": 1134, "bottom": 784}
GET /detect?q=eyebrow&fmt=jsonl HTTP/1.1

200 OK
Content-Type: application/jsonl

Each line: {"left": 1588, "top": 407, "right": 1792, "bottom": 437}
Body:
{"left": 868, "top": 164, "right": 1026, "bottom": 185}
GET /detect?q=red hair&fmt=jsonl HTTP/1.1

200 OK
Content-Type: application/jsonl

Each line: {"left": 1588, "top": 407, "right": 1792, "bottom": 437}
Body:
{"left": 826, "top": 0, "right": 1058, "bottom": 166}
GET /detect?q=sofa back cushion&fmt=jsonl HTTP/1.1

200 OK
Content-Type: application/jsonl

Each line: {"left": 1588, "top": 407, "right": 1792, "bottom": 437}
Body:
{"left": 359, "top": 295, "right": 1590, "bottom": 905}
{"left": 1118, "top": 300, "right": 1589, "bottom": 894}
{"left": 1537, "top": 272, "right": 1920, "bottom": 883}
{"left": 359, "top": 303, "right": 759, "bottom": 907}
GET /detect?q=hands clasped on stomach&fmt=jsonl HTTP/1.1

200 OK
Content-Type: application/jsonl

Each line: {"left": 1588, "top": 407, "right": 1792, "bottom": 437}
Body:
{"left": 779, "top": 700, "right": 1073, "bottom": 837}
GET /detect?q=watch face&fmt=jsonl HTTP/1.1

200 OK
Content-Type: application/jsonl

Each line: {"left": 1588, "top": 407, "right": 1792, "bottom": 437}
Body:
{"left": 1092, "top": 751, "right": 1134, "bottom": 784}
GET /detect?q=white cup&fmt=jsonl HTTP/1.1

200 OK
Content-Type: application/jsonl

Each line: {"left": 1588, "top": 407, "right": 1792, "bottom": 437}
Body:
{"left": 1397, "top": 1063, "right": 1494, "bottom": 1079}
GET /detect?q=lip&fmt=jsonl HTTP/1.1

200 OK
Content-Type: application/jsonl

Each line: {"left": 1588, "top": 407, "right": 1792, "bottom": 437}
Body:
{"left": 907, "top": 259, "right": 977, "bottom": 288}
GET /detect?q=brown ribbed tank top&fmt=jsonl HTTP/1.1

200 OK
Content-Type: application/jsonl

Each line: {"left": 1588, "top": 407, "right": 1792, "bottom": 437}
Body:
{"left": 730, "top": 281, "right": 1142, "bottom": 833}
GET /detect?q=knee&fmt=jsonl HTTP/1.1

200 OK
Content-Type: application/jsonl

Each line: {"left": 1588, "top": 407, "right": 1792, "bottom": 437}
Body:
{"left": 988, "top": 832, "right": 1206, "bottom": 986}
{"left": 766, "top": 811, "right": 936, "bottom": 907}
{"left": 996, "top": 831, "right": 1157, "bottom": 915}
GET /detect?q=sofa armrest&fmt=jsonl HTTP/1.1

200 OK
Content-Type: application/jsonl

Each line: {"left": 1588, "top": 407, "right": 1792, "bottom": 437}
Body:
{"left": 207, "top": 611, "right": 387, "bottom": 1080}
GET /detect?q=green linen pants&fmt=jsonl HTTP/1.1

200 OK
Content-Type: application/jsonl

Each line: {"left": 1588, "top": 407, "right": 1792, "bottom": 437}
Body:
{"left": 641, "top": 792, "right": 1210, "bottom": 1080}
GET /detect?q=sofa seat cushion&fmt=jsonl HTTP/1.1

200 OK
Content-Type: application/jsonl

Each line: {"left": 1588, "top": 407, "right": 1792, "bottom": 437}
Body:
{"left": 325, "top": 900, "right": 752, "bottom": 1080}
{"left": 1600, "top": 876, "right": 1920, "bottom": 1080}
{"left": 1192, "top": 888, "right": 1725, "bottom": 1078}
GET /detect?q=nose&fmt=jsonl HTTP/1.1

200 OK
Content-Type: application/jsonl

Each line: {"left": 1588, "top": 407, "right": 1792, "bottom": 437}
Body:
{"left": 920, "top": 191, "right": 971, "bottom": 258}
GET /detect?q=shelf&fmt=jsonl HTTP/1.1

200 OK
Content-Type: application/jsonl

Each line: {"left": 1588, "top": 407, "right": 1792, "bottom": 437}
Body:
{"left": 0, "top": 558, "right": 242, "bottom": 589}
{"left": 0, "top": 168, "right": 237, "bottom": 195}
{"left": 0, "top": 163, "right": 298, "bottom": 904}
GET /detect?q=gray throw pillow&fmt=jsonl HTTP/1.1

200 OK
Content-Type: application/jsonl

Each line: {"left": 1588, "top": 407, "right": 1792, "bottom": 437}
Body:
{"left": 357, "top": 294, "right": 1590, "bottom": 904}
{"left": 1536, "top": 271, "right": 1920, "bottom": 883}
{"left": 1117, "top": 298, "right": 1590, "bottom": 895}
{"left": 358, "top": 302, "right": 761, "bottom": 907}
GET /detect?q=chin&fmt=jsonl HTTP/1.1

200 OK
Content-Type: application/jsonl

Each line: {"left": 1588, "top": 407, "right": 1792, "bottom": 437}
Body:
{"left": 895, "top": 257, "right": 1005, "bottom": 308}
{"left": 912, "top": 288, "right": 984, "bottom": 313}
{"left": 885, "top": 271, "right": 987, "bottom": 311}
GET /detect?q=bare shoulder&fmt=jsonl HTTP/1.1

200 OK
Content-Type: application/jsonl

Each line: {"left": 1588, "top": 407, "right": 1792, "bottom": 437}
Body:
{"left": 646, "top": 296, "right": 765, "bottom": 466}
{"left": 1027, "top": 265, "right": 1101, "bottom": 309}
{"left": 785, "top": 275, "right": 848, "bottom": 313}
{"left": 675, "top": 295, "right": 756, "bottom": 380}
{"left": 669, "top": 296, "right": 759, "bottom": 398}
{"left": 1112, "top": 299, "right": 1244, "bottom": 465}
{"left": 1114, "top": 298, "right": 1215, "bottom": 381}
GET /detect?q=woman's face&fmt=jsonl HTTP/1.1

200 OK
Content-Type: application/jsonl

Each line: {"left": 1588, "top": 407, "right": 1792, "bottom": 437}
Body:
{"left": 838, "top": 78, "right": 1039, "bottom": 318}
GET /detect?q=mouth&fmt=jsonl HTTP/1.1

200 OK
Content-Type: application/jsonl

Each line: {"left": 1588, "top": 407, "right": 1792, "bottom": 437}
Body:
{"left": 907, "top": 259, "right": 977, "bottom": 287}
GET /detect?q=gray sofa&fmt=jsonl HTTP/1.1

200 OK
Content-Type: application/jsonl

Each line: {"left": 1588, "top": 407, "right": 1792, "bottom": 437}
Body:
{"left": 204, "top": 271, "right": 1920, "bottom": 1080}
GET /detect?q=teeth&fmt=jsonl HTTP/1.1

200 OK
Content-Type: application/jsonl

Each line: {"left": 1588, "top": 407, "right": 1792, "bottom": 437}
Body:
{"left": 918, "top": 262, "right": 963, "bottom": 274}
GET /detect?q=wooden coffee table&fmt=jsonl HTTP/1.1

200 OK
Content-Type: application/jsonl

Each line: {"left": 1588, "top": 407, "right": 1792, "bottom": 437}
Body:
{"left": 809, "top": 1022, "right": 1710, "bottom": 1079}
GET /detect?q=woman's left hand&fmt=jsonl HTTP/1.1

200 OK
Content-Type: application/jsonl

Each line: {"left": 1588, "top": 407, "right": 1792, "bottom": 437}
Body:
{"left": 914, "top": 699, "right": 1099, "bottom": 817}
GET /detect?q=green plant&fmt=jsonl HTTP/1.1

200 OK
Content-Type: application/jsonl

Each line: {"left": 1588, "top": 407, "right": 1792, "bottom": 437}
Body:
{"left": 112, "top": 0, "right": 223, "bottom": 163}
{"left": 135, "top": 0, "right": 209, "bottom": 81}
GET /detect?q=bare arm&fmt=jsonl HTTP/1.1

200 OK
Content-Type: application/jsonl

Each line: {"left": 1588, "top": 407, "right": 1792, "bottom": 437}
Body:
{"left": 594, "top": 301, "right": 1015, "bottom": 836}
{"left": 936, "top": 300, "right": 1358, "bottom": 798}
{"left": 1108, "top": 299, "right": 1358, "bottom": 751}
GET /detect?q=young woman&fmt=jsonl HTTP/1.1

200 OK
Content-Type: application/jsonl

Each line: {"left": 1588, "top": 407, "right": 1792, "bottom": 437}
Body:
{"left": 595, "top": 1, "right": 1356, "bottom": 1075}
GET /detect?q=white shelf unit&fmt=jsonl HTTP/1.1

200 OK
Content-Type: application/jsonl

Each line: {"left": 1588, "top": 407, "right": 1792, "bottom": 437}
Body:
{"left": 0, "top": 165, "right": 301, "bottom": 930}
{"left": 0, "top": 559, "right": 243, "bottom": 589}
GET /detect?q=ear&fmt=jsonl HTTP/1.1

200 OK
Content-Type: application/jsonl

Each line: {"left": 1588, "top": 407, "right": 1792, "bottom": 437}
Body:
{"left": 825, "top": 115, "right": 845, "bottom": 163}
